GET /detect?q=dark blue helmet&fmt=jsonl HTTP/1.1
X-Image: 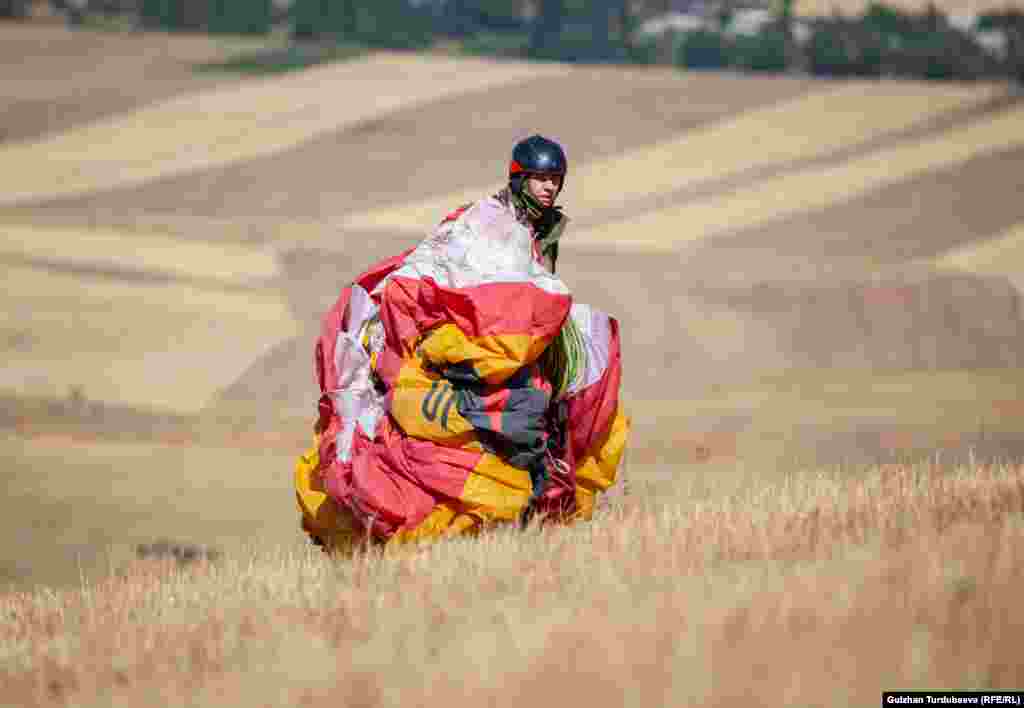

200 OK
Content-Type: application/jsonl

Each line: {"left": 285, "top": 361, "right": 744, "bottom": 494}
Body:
{"left": 509, "top": 135, "right": 568, "bottom": 211}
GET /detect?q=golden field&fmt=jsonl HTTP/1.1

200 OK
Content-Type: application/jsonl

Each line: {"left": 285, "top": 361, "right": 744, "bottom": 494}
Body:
{"left": 3, "top": 460, "right": 1023, "bottom": 706}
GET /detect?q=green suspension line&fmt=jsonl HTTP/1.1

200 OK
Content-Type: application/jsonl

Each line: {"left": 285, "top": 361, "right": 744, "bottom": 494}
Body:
{"left": 541, "top": 314, "right": 588, "bottom": 400}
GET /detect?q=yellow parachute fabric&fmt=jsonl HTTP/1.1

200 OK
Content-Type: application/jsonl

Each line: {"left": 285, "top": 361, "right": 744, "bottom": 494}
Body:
{"left": 294, "top": 439, "right": 362, "bottom": 554}
{"left": 295, "top": 406, "right": 630, "bottom": 552}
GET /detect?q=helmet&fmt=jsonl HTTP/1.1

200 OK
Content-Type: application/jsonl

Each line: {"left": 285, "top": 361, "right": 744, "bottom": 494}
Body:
{"left": 509, "top": 135, "right": 568, "bottom": 218}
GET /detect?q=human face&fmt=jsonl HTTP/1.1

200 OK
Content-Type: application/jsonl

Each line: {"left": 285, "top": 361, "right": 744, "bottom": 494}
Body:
{"left": 524, "top": 172, "right": 563, "bottom": 208}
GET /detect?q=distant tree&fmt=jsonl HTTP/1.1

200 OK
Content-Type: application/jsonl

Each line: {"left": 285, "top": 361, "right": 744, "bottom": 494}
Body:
{"left": 353, "top": 0, "right": 434, "bottom": 47}
{"left": 472, "top": 0, "right": 527, "bottom": 31}
{"left": 209, "top": 0, "right": 272, "bottom": 34}
{"left": 444, "top": 0, "right": 474, "bottom": 36}
{"left": 293, "top": 0, "right": 432, "bottom": 47}
{"left": 978, "top": 9, "right": 1024, "bottom": 81}
{"left": 589, "top": 0, "right": 614, "bottom": 59}
{"left": 676, "top": 28, "right": 730, "bottom": 68}
{"left": 0, "top": 0, "right": 31, "bottom": 19}
{"left": 435, "top": 0, "right": 526, "bottom": 36}
{"left": 530, "top": 0, "right": 565, "bottom": 54}
{"left": 587, "top": 0, "right": 636, "bottom": 61}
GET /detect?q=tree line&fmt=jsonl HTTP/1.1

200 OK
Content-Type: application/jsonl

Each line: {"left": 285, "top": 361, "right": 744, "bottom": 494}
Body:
{"left": 4, "top": 0, "right": 1021, "bottom": 82}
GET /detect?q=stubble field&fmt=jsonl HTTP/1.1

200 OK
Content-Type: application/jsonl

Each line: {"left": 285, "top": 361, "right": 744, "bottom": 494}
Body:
{"left": 3, "top": 460, "right": 1023, "bottom": 706}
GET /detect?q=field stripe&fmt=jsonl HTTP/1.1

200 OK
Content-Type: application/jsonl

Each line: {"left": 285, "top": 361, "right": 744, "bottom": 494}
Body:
{"left": 0, "top": 54, "right": 571, "bottom": 207}
{"left": 1, "top": 265, "right": 299, "bottom": 413}
{"left": 930, "top": 223, "right": 1024, "bottom": 291}
{"left": 341, "top": 181, "right": 504, "bottom": 237}
{"left": 340, "top": 81, "right": 999, "bottom": 235}
{"left": 570, "top": 105, "right": 1024, "bottom": 250}
{"left": 630, "top": 368, "right": 1024, "bottom": 430}
{"left": 565, "top": 82, "right": 999, "bottom": 215}
{"left": 0, "top": 224, "right": 280, "bottom": 285}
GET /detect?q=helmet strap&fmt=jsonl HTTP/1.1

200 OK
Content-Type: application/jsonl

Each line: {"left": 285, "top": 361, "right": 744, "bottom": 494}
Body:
{"left": 520, "top": 191, "right": 546, "bottom": 221}
{"left": 535, "top": 208, "right": 567, "bottom": 256}
{"left": 511, "top": 176, "right": 547, "bottom": 221}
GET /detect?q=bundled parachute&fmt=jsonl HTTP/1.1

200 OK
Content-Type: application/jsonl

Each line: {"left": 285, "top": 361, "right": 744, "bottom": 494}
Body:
{"left": 294, "top": 195, "right": 629, "bottom": 551}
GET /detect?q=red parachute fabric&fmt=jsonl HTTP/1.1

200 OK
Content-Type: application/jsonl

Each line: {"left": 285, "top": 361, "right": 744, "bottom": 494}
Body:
{"left": 295, "top": 195, "right": 628, "bottom": 550}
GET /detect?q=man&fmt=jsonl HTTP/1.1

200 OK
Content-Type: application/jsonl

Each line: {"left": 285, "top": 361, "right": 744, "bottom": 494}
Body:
{"left": 495, "top": 133, "right": 569, "bottom": 272}
{"left": 295, "top": 135, "right": 628, "bottom": 552}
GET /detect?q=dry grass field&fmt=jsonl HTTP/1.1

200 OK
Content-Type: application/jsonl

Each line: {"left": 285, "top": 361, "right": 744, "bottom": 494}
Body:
{"left": 3, "top": 461, "right": 1023, "bottom": 706}
{"left": 1, "top": 20, "right": 1023, "bottom": 705}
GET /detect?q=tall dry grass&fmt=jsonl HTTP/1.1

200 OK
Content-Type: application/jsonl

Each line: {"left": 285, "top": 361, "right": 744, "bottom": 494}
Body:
{"left": 3, "top": 460, "right": 1023, "bottom": 707}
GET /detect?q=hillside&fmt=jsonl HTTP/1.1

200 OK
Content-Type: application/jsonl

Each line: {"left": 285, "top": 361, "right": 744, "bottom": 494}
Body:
{"left": 1, "top": 23, "right": 1023, "bottom": 594}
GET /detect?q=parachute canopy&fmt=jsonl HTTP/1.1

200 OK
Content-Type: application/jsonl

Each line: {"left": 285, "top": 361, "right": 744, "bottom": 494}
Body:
{"left": 295, "top": 195, "right": 629, "bottom": 550}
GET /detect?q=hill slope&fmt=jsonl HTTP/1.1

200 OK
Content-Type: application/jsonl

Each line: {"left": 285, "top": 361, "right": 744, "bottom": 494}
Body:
{"left": 1, "top": 27, "right": 1023, "bottom": 591}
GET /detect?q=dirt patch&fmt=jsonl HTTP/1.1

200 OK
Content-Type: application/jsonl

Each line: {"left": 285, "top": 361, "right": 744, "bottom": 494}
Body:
{"left": 789, "top": 422, "right": 1024, "bottom": 467}
{"left": 698, "top": 143, "right": 1024, "bottom": 269}
{"left": 687, "top": 270, "right": 1024, "bottom": 370}
{"left": 0, "top": 25, "right": 236, "bottom": 144}
{"left": 0, "top": 430, "right": 298, "bottom": 591}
